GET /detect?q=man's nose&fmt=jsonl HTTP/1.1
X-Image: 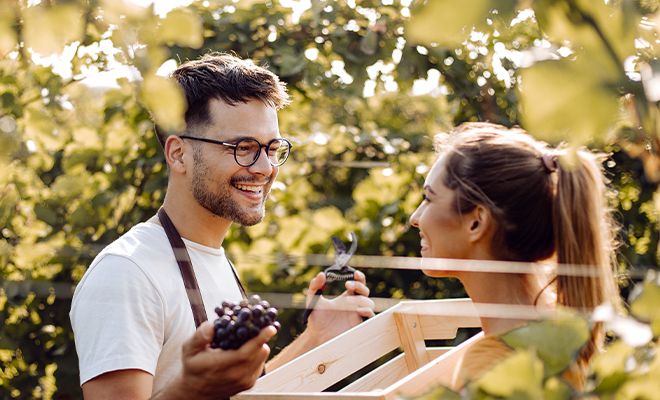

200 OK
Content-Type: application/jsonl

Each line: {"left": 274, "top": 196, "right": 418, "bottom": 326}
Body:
{"left": 247, "top": 147, "right": 274, "bottom": 176}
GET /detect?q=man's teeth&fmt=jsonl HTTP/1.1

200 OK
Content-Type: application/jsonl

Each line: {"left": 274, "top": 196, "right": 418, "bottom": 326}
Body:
{"left": 235, "top": 184, "right": 262, "bottom": 193}
{"left": 420, "top": 238, "right": 427, "bottom": 247}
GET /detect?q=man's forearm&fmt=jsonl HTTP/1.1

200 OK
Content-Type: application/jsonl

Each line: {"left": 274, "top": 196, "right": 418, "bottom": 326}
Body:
{"left": 150, "top": 379, "right": 187, "bottom": 400}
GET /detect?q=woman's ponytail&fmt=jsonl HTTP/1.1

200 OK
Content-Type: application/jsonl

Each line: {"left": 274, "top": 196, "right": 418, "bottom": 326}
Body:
{"left": 553, "top": 150, "right": 620, "bottom": 373}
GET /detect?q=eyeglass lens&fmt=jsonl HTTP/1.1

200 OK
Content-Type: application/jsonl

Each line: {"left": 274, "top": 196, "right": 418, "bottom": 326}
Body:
{"left": 235, "top": 138, "right": 290, "bottom": 167}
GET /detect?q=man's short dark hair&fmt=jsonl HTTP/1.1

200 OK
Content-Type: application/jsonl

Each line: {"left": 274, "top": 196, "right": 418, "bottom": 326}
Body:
{"left": 154, "top": 53, "right": 291, "bottom": 148}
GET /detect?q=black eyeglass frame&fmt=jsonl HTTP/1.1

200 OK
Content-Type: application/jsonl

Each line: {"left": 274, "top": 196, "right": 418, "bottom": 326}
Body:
{"left": 179, "top": 135, "right": 292, "bottom": 167}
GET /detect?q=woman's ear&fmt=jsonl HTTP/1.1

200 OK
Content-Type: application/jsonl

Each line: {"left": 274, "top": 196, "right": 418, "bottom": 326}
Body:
{"left": 465, "top": 205, "right": 492, "bottom": 243}
{"left": 164, "top": 135, "right": 187, "bottom": 174}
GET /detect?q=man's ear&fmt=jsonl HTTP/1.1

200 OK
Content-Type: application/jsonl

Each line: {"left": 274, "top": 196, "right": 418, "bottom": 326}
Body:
{"left": 465, "top": 205, "right": 492, "bottom": 243}
{"left": 164, "top": 135, "right": 187, "bottom": 174}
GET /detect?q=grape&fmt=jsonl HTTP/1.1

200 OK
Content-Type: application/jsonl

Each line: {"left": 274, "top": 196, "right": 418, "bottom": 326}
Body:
{"left": 252, "top": 305, "right": 264, "bottom": 318}
{"left": 211, "top": 295, "right": 280, "bottom": 350}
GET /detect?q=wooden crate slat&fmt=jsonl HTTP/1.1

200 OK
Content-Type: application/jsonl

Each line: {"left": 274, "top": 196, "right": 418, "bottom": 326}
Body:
{"left": 380, "top": 332, "right": 484, "bottom": 399}
{"left": 401, "top": 298, "right": 480, "bottom": 340}
{"left": 394, "top": 311, "right": 429, "bottom": 372}
{"left": 426, "top": 347, "right": 453, "bottom": 359}
{"left": 418, "top": 314, "right": 482, "bottom": 339}
{"left": 244, "top": 305, "right": 403, "bottom": 394}
{"left": 338, "top": 353, "right": 408, "bottom": 393}
{"left": 338, "top": 346, "right": 458, "bottom": 394}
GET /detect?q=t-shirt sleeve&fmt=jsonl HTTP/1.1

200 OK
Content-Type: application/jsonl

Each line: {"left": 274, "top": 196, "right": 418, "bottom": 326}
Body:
{"left": 70, "top": 254, "right": 165, "bottom": 386}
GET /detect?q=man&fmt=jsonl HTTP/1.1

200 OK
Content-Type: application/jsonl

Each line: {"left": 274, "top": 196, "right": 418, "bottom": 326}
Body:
{"left": 70, "top": 54, "right": 374, "bottom": 400}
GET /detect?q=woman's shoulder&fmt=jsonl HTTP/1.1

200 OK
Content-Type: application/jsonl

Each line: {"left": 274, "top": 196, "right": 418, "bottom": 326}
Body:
{"left": 465, "top": 334, "right": 512, "bottom": 356}
{"left": 451, "top": 331, "right": 584, "bottom": 392}
{"left": 450, "top": 334, "right": 513, "bottom": 391}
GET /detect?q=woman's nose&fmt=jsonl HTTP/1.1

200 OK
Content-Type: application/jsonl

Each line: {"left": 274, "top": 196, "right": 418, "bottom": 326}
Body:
{"left": 410, "top": 207, "right": 420, "bottom": 227}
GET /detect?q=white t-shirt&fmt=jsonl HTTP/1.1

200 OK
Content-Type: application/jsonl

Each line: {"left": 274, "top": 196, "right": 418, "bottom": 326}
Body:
{"left": 70, "top": 221, "right": 244, "bottom": 394}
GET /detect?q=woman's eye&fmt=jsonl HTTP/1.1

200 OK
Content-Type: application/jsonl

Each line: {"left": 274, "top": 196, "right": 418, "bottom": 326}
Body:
{"left": 421, "top": 194, "right": 429, "bottom": 202}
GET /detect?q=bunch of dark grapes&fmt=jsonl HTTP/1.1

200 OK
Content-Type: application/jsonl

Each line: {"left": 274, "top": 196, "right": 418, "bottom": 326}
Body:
{"left": 211, "top": 295, "right": 280, "bottom": 350}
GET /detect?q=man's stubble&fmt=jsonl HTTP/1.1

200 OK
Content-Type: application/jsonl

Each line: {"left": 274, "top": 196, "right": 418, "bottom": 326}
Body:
{"left": 190, "top": 146, "right": 269, "bottom": 227}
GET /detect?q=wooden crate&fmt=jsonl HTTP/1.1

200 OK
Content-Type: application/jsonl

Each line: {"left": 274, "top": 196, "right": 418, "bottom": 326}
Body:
{"left": 234, "top": 298, "right": 483, "bottom": 400}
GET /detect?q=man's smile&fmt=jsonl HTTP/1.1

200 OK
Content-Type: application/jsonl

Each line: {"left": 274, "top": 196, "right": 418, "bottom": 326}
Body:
{"left": 233, "top": 183, "right": 264, "bottom": 194}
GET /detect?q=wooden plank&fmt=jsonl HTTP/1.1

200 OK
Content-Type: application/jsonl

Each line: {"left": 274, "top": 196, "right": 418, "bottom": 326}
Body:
{"left": 339, "top": 347, "right": 455, "bottom": 394}
{"left": 338, "top": 353, "right": 408, "bottom": 393}
{"left": 396, "top": 299, "right": 480, "bottom": 340}
{"left": 394, "top": 312, "right": 429, "bottom": 372}
{"left": 404, "top": 298, "right": 479, "bottom": 318}
{"left": 243, "top": 303, "right": 404, "bottom": 394}
{"left": 426, "top": 347, "right": 452, "bottom": 359}
{"left": 380, "top": 332, "right": 485, "bottom": 400}
{"left": 418, "top": 314, "right": 481, "bottom": 339}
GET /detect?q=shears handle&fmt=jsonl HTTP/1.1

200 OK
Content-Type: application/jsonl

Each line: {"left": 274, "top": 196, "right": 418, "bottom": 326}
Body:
{"left": 302, "top": 286, "right": 325, "bottom": 325}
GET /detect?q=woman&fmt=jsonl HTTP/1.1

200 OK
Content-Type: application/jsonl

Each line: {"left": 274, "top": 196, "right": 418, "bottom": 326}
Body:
{"left": 410, "top": 122, "right": 620, "bottom": 390}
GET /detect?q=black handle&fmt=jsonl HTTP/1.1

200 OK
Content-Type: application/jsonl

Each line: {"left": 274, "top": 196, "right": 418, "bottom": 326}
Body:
{"left": 302, "top": 288, "right": 324, "bottom": 325}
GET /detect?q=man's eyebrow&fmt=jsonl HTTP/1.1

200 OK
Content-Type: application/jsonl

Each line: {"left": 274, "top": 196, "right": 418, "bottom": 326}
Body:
{"left": 223, "top": 135, "right": 281, "bottom": 143}
{"left": 223, "top": 135, "right": 252, "bottom": 142}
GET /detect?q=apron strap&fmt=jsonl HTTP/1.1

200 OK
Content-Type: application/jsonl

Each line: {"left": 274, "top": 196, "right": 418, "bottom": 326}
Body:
{"left": 158, "top": 208, "right": 207, "bottom": 328}
{"left": 226, "top": 256, "right": 248, "bottom": 300}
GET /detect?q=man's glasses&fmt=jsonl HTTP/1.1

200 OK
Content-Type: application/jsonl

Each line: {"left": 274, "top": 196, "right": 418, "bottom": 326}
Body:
{"left": 179, "top": 136, "right": 292, "bottom": 167}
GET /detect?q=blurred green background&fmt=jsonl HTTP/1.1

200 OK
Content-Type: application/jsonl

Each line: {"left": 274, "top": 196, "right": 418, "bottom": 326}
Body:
{"left": 2, "top": 0, "right": 660, "bottom": 398}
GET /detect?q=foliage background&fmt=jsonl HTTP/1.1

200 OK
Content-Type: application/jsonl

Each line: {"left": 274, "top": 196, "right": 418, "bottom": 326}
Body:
{"left": 1, "top": 0, "right": 659, "bottom": 398}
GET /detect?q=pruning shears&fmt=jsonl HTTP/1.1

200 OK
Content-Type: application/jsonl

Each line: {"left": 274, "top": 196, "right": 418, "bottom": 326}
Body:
{"left": 302, "top": 232, "right": 358, "bottom": 325}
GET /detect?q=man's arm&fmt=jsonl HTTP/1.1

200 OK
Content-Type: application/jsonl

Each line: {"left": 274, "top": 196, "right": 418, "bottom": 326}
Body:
{"left": 82, "top": 370, "right": 153, "bottom": 400}
{"left": 265, "top": 271, "right": 374, "bottom": 372}
{"left": 82, "top": 323, "right": 277, "bottom": 400}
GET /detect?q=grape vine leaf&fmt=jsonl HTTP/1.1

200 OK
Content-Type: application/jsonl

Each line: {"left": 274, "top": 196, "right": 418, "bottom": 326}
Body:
{"left": 499, "top": 307, "right": 590, "bottom": 377}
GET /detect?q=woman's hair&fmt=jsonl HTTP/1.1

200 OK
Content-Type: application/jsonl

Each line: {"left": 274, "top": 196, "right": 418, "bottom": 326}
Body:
{"left": 435, "top": 122, "right": 620, "bottom": 378}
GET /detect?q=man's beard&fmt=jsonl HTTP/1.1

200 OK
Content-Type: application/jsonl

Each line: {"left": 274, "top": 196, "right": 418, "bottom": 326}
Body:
{"left": 191, "top": 151, "right": 269, "bottom": 227}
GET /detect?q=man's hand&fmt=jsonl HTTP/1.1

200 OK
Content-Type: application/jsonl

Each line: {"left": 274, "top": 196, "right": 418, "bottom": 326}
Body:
{"left": 159, "top": 322, "right": 277, "bottom": 400}
{"left": 83, "top": 322, "right": 276, "bottom": 400}
{"left": 304, "top": 270, "right": 375, "bottom": 343}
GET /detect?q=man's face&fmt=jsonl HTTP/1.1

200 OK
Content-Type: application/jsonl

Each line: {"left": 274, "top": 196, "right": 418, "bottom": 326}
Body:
{"left": 189, "top": 98, "right": 280, "bottom": 226}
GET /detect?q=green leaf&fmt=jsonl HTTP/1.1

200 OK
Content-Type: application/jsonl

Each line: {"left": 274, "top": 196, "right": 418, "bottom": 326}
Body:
{"left": 519, "top": 57, "right": 621, "bottom": 145}
{"left": 499, "top": 307, "right": 590, "bottom": 377}
{"left": 595, "top": 372, "right": 629, "bottom": 397}
{"left": 0, "top": 334, "right": 17, "bottom": 350}
{"left": 0, "top": 3, "right": 17, "bottom": 55}
{"left": 23, "top": 4, "right": 84, "bottom": 56}
{"left": 544, "top": 376, "right": 575, "bottom": 400}
{"left": 533, "top": 0, "right": 637, "bottom": 64}
{"left": 410, "top": 384, "right": 462, "bottom": 400}
{"left": 272, "top": 45, "right": 306, "bottom": 78}
{"left": 629, "top": 282, "right": 660, "bottom": 337}
{"left": 34, "top": 203, "right": 58, "bottom": 226}
{"left": 471, "top": 348, "right": 545, "bottom": 398}
{"left": 140, "top": 75, "right": 186, "bottom": 133}
{"left": 406, "top": 0, "right": 517, "bottom": 47}
{"left": 158, "top": 8, "right": 204, "bottom": 49}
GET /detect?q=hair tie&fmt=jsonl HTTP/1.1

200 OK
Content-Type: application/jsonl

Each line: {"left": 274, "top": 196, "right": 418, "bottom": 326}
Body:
{"left": 542, "top": 151, "right": 557, "bottom": 173}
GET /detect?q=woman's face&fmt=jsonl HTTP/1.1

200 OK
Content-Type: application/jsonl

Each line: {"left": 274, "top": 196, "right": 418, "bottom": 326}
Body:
{"left": 410, "top": 159, "right": 473, "bottom": 267}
